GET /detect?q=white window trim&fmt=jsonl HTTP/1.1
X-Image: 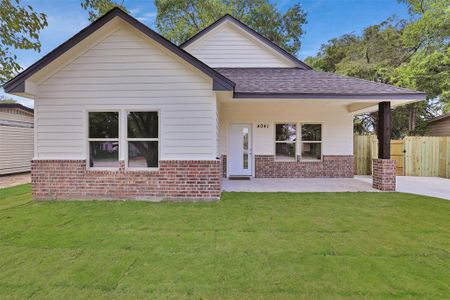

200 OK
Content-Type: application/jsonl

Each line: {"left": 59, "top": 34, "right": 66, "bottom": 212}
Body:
{"left": 86, "top": 110, "right": 121, "bottom": 170}
{"left": 300, "top": 122, "right": 323, "bottom": 162}
{"left": 274, "top": 122, "right": 298, "bottom": 162}
{"left": 125, "top": 110, "right": 160, "bottom": 171}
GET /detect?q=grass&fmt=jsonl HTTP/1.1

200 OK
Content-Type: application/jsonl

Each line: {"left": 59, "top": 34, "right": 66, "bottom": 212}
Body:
{"left": 0, "top": 184, "right": 449, "bottom": 299}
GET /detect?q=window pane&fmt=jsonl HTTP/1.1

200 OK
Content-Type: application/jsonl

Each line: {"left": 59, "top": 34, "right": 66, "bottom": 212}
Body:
{"left": 275, "top": 143, "right": 296, "bottom": 161}
{"left": 276, "top": 124, "right": 296, "bottom": 142}
{"left": 128, "top": 141, "right": 158, "bottom": 168}
{"left": 89, "top": 141, "right": 119, "bottom": 167}
{"left": 302, "top": 124, "right": 321, "bottom": 141}
{"left": 128, "top": 112, "right": 158, "bottom": 138}
{"left": 89, "top": 112, "right": 118, "bottom": 138}
{"left": 302, "top": 143, "right": 322, "bottom": 160}
{"left": 243, "top": 127, "right": 248, "bottom": 169}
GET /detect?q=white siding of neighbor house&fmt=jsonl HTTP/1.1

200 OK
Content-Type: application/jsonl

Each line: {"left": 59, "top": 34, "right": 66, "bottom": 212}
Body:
{"left": 34, "top": 26, "right": 218, "bottom": 161}
{"left": 0, "top": 111, "right": 33, "bottom": 123}
{"left": 0, "top": 110, "right": 34, "bottom": 174}
{"left": 184, "top": 23, "right": 295, "bottom": 68}
{"left": 219, "top": 102, "right": 354, "bottom": 156}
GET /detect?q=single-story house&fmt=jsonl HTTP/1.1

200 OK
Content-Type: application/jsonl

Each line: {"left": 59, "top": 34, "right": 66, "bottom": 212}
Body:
{"left": 0, "top": 104, "right": 34, "bottom": 175}
{"left": 3, "top": 8, "right": 426, "bottom": 201}
{"left": 428, "top": 114, "right": 450, "bottom": 136}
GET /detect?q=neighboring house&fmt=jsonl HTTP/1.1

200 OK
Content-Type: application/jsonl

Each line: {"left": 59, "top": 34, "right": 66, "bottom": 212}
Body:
{"left": 3, "top": 9, "right": 426, "bottom": 200}
{"left": 0, "top": 104, "right": 34, "bottom": 175}
{"left": 428, "top": 114, "right": 450, "bottom": 136}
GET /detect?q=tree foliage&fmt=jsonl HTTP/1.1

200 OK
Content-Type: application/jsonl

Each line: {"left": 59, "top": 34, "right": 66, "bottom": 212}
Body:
{"left": 305, "top": 0, "right": 449, "bottom": 137}
{"left": 155, "top": 0, "right": 307, "bottom": 54}
{"left": 81, "top": 0, "right": 128, "bottom": 22}
{"left": 0, "top": 0, "right": 47, "bottom": 84}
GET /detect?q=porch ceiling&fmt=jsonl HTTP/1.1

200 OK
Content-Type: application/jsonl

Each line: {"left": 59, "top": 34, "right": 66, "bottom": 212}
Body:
{"left": 216, "top": 93, "right": 419, "bottom": 115}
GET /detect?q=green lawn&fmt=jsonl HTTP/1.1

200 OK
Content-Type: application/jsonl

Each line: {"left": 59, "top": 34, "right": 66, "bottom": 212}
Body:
{"left": 0, "top": 184, "right": 449, "bottom": 299}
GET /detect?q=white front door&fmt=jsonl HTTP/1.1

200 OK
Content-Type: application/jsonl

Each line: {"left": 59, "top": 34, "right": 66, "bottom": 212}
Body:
{"left": 228, "top": 123, "right": 252, "bottom": 176}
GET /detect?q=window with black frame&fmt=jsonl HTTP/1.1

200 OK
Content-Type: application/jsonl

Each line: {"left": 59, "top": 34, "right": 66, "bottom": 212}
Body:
{"left": 88, "top": 112, "right": 119, "bottom": 168}
{"left": 301, "top": 124, "right": 322, "bottom": 160}
{"left": 127, "top": 111, "right": 159, "bottom": 168}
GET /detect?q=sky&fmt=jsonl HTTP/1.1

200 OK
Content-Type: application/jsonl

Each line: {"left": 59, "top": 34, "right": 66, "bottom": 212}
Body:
{"left": 2, "top": 0, "right": 411, "bottom": 108}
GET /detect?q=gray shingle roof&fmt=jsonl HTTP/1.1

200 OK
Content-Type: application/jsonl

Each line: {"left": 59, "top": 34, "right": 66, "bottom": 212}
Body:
{"left": 215, "top": 68, "right": 426, "bottom": 99}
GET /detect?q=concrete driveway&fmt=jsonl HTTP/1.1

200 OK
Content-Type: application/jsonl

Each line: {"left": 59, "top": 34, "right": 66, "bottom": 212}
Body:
{"left": 337, "top": 176, "right": 450, "bottom": 200}
{"left": 396, "top": 176, "right": 450, "bottom": 200}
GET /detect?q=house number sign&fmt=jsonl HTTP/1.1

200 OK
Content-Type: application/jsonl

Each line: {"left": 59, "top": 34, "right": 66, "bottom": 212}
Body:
{"left": 257, "top": 123, "right": 269, "bottom": 129}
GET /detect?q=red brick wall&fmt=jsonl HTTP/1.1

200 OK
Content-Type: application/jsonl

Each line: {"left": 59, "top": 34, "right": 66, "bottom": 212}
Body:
{"left": 372, "top": 159, "right": 396, "bottom": 191}
{"left": 254, "top": 155, "right": 354, "bottom": 178}
{"left": 31, "top": 160, "right": 221, "bottom": 201}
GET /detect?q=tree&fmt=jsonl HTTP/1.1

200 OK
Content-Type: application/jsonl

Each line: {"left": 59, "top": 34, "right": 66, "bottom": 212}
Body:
{"left": 0, "top": 0, "right": 47, "bottom": 84}
{"left": 155, "top": 0, "right": 307, "bottom": 54}
{"left": 306, "top": 0, "right": 449, "bottom": 137}
{"left": 399, "top": 0, "right": 449, "bottom": 52}
{"left": 81, "top": 0, "right": 128, "bottom": 22}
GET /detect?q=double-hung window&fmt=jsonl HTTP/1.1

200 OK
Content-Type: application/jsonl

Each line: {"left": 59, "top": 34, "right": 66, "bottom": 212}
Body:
{"left": 301, "top": 124, "right": 322, "bottom": 161}
{"left": 127, "top": 111, "right": 159, "bottom": 168}
{"left": 88, "top": 112, "right": 119, "bottom": 168}
{"left": 275, "top": 123, "right": 297, "bottom": 161}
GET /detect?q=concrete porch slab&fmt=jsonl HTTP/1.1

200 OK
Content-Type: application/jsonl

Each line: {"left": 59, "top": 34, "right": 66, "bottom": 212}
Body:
{"left": 222, "top": 177, "right": 379, "bottom": 193}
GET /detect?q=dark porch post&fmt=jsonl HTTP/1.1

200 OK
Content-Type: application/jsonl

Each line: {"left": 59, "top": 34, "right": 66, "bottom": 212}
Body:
{"left": 377, "top": 101, "right": 391, "bottom": 159}
{"left": 373, "top": 101, "right": 396, "bottom": 191}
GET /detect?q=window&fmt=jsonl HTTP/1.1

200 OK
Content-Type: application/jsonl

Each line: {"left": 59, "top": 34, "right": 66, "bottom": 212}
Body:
{"left": 301, "top": 124, "right": 322, "bottom": 160}
{"left": 243, "top": 127, "right": 249, "bottom": 169}
{"left": 275, "top": 123, "right": 297, "bottom": 161}
{"left": 88, "top": 112, "right": 119, "bottom": 168}
{"left": 127, "top": 111, "right": 158, "bottom": 168}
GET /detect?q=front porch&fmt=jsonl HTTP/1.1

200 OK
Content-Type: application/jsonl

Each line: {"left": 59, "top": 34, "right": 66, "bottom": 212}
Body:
{"left": 219, "top": 100, "right": 397, "bottom": 191}
{"left": 222, "top": 176, "right": 379, "bottom": 192}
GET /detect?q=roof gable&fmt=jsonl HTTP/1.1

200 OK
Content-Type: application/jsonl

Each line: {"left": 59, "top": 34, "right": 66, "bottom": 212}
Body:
{"left": 3, "top": 8, "right": 234, "bottom": 95}
{"left": 181, "top": 14, "right": 311, "bottom": 69}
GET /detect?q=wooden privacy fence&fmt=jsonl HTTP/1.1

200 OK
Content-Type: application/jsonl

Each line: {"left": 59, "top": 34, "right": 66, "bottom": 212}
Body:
{"left": 354, "top": 135, "right": 450, "bottom": 178}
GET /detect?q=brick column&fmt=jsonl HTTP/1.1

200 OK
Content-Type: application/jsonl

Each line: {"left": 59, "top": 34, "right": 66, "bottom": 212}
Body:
{"left": 372, "top": 159, "right": 396, "bottom": 191}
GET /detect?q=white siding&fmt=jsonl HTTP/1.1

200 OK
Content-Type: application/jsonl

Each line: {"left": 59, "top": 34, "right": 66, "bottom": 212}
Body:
{"left": 35, "top": 27, "right": 218, "bottom": 160}
{"left": 185, "top": 23, "right": 295, "bottom": 68}
{"left": 219, "top": 102, "right": 353, "bottom": 156}
{"left": 0, "top": 126, "right": 34, "bottom": 174}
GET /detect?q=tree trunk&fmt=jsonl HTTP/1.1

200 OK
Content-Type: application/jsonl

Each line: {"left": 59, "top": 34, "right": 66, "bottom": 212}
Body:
{"left": 408, "top": 104, "right": 417, "bottom": 134}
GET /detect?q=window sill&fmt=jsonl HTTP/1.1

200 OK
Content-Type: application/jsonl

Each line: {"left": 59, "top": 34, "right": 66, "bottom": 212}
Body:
{"left": 299, "top": 159, "right": 323, "bottom": 162}
{"left": 125, "top": 167, "right": 159, "bottom": 172}
{"left": 274, "top": 159, "right": 297, "bottom": 163}
{"left": 86, "top": 167, "right": 120, "bottom": 172}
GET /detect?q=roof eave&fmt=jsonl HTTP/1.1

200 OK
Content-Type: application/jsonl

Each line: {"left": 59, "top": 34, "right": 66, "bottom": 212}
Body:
{"left": 428, "top": 114, "right": 450, "bottom": 123}
{"left": 233, "top": 92, "right": 427, "bottom": 100}
{"left": 0, "top": 103, "right": 34, "bottom": 114}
